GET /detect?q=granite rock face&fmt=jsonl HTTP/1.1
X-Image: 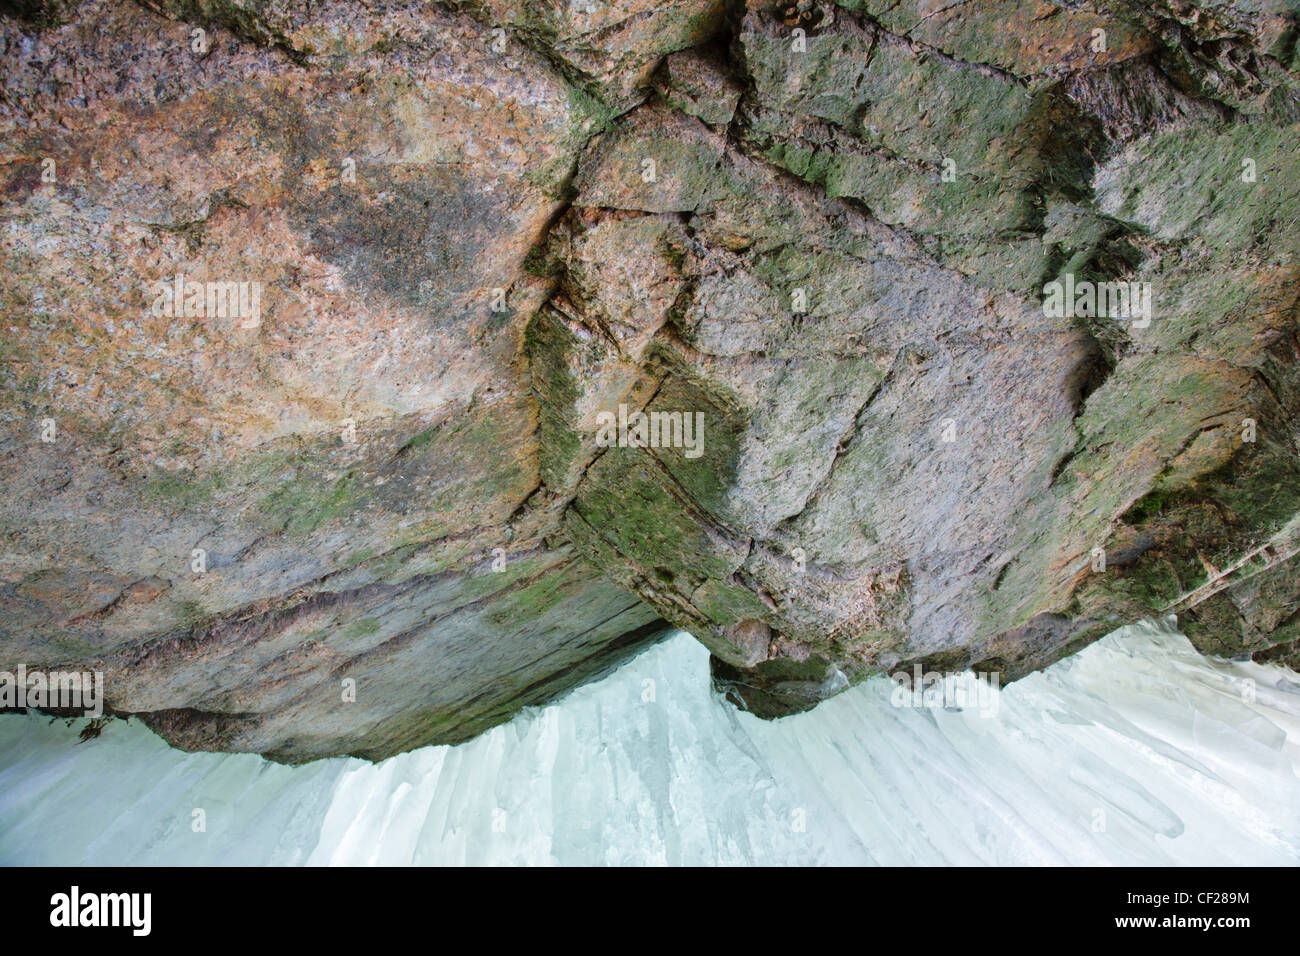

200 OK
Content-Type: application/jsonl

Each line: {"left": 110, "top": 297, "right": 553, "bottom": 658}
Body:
{"left": 1, "top": 0, "right": 1298, "bottom": 760}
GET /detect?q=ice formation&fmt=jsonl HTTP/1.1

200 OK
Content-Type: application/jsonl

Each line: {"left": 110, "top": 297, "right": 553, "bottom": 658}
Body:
{"left": 1, "top": 618, "right": 1297, "bottom": 865}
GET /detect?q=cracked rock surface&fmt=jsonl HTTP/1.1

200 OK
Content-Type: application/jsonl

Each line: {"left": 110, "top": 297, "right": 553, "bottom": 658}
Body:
{"left": 1, "top": 0, "right": 1298, "bottom": 760}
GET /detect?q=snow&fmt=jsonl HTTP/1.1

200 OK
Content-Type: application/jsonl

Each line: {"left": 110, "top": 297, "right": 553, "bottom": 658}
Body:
{"left": 1, "top": 617, "right": 1297, "bottom": 865}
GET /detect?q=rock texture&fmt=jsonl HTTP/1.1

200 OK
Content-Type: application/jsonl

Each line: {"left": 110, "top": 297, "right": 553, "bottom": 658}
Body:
{"left": 1, "top": 0, "right": 1298, "bottom": 760}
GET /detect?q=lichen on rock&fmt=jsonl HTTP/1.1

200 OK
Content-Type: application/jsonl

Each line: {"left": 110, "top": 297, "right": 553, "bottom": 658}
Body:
{"left": 1, "top": 0, "right": 1298, "bottom": 760}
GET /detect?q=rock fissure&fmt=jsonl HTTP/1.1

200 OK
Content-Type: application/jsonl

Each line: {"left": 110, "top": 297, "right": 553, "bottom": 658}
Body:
{"left": 2, "top": 0, "right": 1298, "bottom": 760}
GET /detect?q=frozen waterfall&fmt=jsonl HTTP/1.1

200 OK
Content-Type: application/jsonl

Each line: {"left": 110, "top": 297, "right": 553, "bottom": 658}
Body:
{"left": 1, "top": 618, "right": 1297, "bottom": 866}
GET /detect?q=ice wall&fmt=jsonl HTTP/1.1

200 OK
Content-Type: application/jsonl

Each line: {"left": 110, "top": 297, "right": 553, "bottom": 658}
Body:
{"left": 1, "top": 619, "right": 1297, "bottom": 865}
